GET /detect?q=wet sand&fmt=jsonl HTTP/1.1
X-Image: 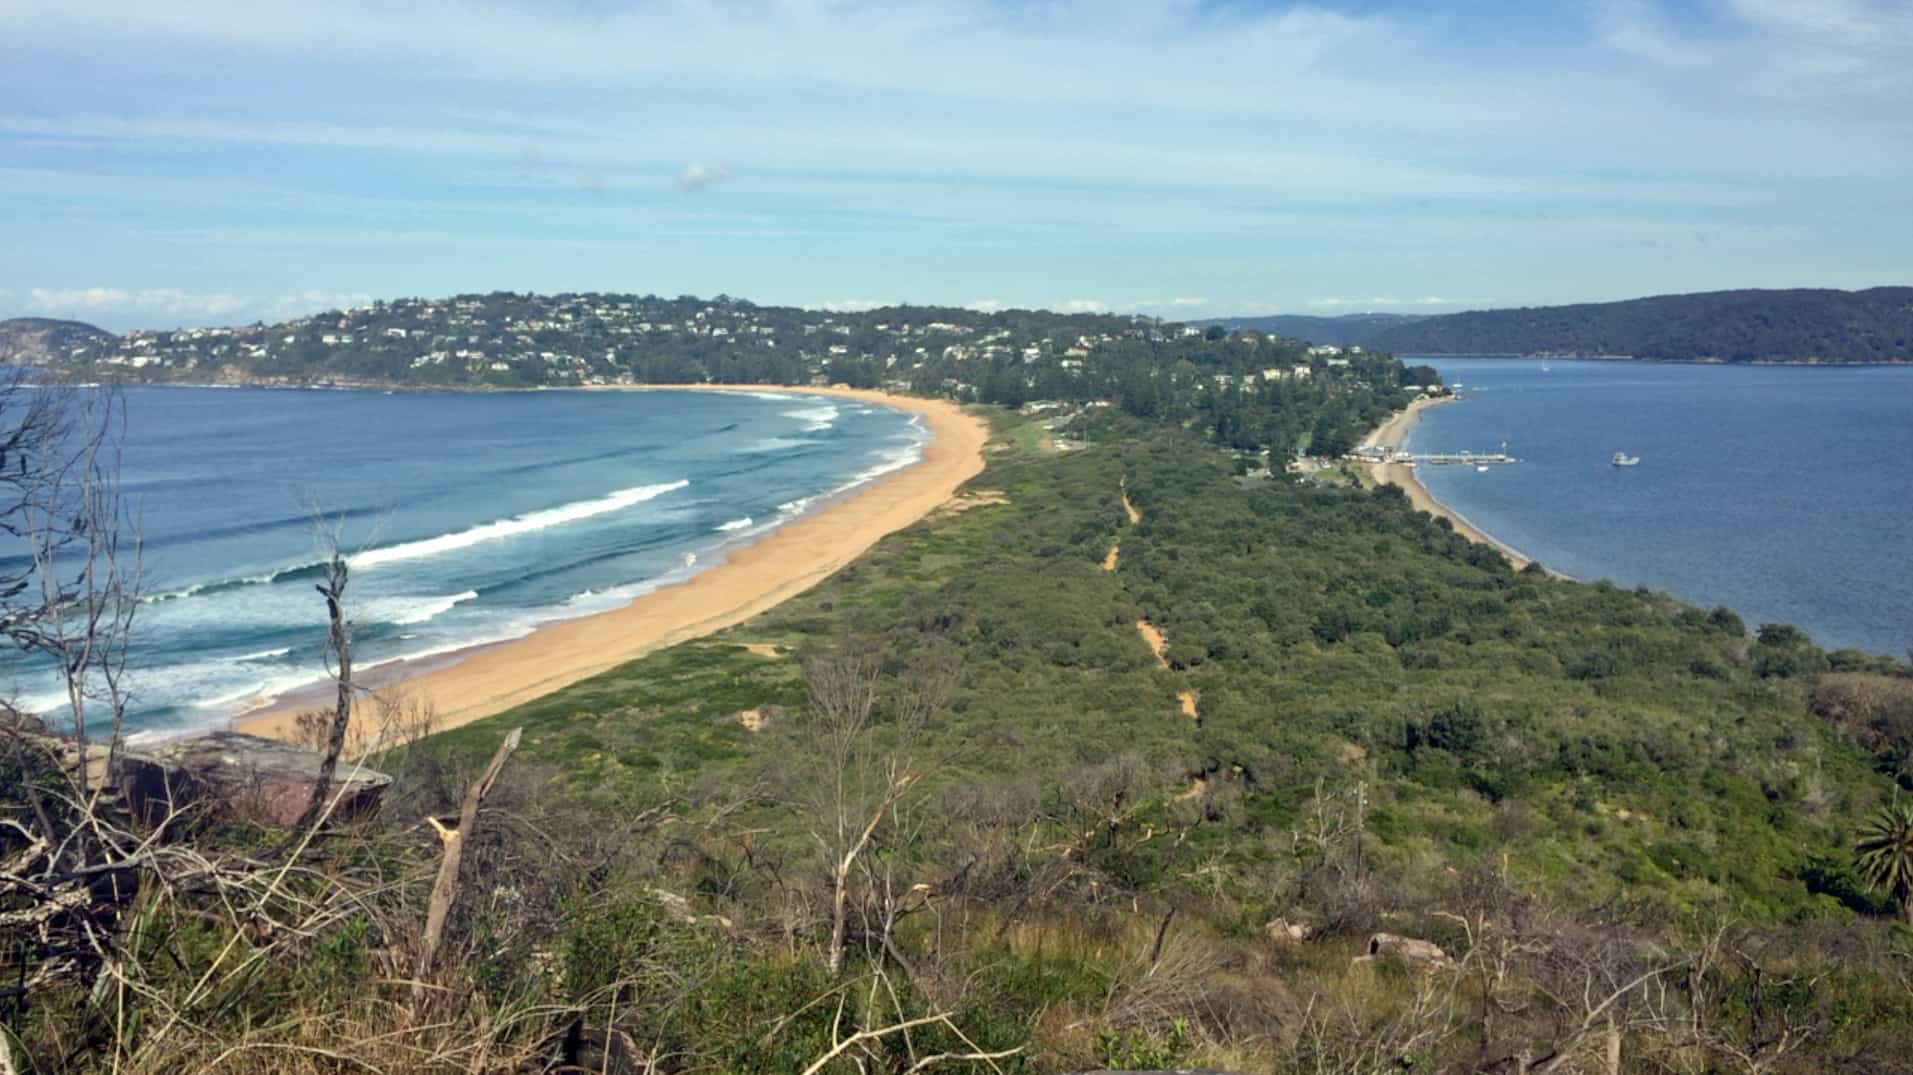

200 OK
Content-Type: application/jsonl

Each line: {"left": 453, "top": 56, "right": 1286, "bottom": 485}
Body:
{"left": 1361, "top": 395, "right": 1534, "bottom": 570}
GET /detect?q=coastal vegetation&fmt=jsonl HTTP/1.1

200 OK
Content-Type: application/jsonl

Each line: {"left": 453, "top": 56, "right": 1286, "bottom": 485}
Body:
{"left": 1362, "top": 287, "right": 1913, "bottom": 364}
{"left": 4, "top": 326, "right": 1913, "bottom": 1072}
{"left": 5, "top": 294, "right": 1414, "bottom": 423}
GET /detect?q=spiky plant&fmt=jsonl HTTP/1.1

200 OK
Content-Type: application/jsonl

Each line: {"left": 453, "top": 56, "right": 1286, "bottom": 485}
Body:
{"left": 1854, "top": 801, "right": 1913, "bottom": 923}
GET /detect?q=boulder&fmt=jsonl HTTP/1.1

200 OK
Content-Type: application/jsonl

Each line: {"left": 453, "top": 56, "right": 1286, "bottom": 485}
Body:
{"left": 117, "top": 732, "right": 393, "bottom": 828}
{"left": 1264, "top": 917, "right": 1312, "bottom": 943}
{"left": 1360, "top": 932, "right": 1454, "bottom": 969}
{"left": 1067, "top": 1070, "right": 1248, "bottom": 1075}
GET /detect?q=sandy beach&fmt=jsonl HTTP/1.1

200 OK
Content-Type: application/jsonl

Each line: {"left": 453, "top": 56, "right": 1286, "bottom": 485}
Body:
{"left": 1360, "top": 395, "right": 1534, "bottom": 571}
{"left": 233, "top": 385, "right": 988, "bottom": 745}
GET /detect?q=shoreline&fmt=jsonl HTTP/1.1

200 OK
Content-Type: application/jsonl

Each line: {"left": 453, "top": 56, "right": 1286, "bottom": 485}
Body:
{"left": 1359, "top": 394, "right": 1537, "bottom": 572}
{"left": 231, "top": 385, "right": 988, "bottom": 746}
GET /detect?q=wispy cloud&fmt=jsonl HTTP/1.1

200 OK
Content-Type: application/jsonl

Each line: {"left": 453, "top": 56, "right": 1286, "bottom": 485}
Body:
{"left": 1305, "top": 296, "right": 1491, "bottom": 311}
{"left": 21, "top": 287, "right": 373, "bottom": 328}
{"left": 818, "top": 299, "right": 895, "bottom": 313}
{"left": 1055, "top": 300, "right": 1107, "bottom": 315}
{"left": 1598, "top": 0, "right": 1716, "bottom": 68}
{"left": 1, "top": 1, "right": 1909, "bottom": 325}
{"left": 28, "top": 287, "right": 252, "bottom": 319}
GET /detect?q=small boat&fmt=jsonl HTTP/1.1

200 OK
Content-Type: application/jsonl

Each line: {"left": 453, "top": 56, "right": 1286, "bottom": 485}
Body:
{"left": 1611, "top": 452, "right": 1641, "bottom": 467}
{"left": 1475, "top": 464, "right": 1490, "bottom": 472}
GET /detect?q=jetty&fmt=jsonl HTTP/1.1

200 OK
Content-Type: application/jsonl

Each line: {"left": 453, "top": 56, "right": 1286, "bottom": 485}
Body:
{"left": 1349, "top": 446, "right": 1517, "bottom": 466}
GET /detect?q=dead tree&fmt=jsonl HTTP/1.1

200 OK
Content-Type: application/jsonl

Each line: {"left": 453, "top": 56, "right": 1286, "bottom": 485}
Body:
{"left": 797, "top": 647, "right": 955, "bottom": 976}
{"left": 417, "top": 726, "right": 522, "bottom": 983}
{"left": 2, "top": 380, "right": 137, "bottom": 792}
{"left": 295, "top": 553, "right": 353, "bottom": 832}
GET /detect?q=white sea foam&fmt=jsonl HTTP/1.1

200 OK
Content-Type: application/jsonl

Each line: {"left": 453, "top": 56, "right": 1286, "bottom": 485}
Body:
{"left": 12, "top": 688, "right": 72, "bottom": 717}
{"left": 351, "top": 480, "right": 689, "bottom": 569}
{"left": 783, "top": 404, "right": 840, "bottom": 432}
{"left": 230, "top": 647, "right": 292, "bottom": 662}
{"left": 142, "top": 571, "right": 278, "bottom": 604}
{"left": 716, "top": 516, "right": 754, "bottom": 532}
{"left": 743, "top": 437, "right": 812, "bottom": 453}
{"left": 375, "top": 590, "right": 479, "bottom": 626}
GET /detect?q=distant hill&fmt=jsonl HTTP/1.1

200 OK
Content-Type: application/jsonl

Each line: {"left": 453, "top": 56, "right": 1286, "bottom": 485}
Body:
{"left": 1202, "top": 312, "right": 1429, "bottom": 347}
{"left": 0, "top": 317, "right": 117, "bottom": 363}
{"left": 1366, "top": 287, "right": 1913, "bottom": 363}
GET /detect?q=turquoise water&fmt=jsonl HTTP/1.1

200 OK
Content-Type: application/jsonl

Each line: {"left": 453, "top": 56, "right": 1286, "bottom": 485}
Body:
{"left": 1407, "top": 358, "right": 1913, "bottom": 657}
{"left": 4, "top": 387, "right": 926, "bottom": 738}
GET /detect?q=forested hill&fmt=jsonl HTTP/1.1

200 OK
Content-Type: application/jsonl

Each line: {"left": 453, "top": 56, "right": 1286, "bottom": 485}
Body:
{"left": 1201, "top": 312, "right": 1428, "bottom": 346}
{"left": 33, "top": 292, "right": 1443, "bottom": 450}
{"left": 1365, "top": 286, "right": 1913, "bottom": 363}
{"left": 0, "top": 317, "right": 116, "bottom": 363}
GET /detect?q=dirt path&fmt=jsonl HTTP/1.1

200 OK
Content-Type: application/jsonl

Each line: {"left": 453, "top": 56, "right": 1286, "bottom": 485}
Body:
{"left": 1137, "top": 619, "right": 1169, "bottom": 667}
{"left": 1135, "top": 618, "right": 1199, "bottom": 720}
{"left": 1175, "top": 689, "right": 1198, "bottom": 720}
{"left": 1103, "top": 544, "right": 1120, "bottom": 571}
{"left": 1122, "top": 482, "right": 1197, "bottom": 720}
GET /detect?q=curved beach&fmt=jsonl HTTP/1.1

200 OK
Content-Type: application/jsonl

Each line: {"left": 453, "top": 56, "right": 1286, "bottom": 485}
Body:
{"left": 1361, "top": 395, "right": 1535, "bottom": 571}
{"left": 234, "top": 386, "right": 988, "bottom": 743}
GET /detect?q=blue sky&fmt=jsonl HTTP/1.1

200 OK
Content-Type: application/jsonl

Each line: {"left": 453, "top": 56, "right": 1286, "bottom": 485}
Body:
{"left": 2, "top": 0, "right": 1909, "bottom": 330}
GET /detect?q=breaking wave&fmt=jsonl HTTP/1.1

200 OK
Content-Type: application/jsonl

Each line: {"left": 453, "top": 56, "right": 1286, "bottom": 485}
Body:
{"left": 351, "top": 480, "right": 689, "bottom": 569}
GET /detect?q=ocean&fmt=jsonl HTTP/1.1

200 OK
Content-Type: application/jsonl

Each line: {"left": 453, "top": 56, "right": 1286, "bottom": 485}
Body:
{"left": 1406, "top": 358, "right": 1913, "bottom": 657}
{"left": 6, "top": 387, "right": 927, "bottom": 739}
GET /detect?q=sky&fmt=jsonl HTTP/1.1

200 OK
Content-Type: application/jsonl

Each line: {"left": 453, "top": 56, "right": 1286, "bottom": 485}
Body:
{"left": 2, "top": 0, "right": 1910, "bottom": 331}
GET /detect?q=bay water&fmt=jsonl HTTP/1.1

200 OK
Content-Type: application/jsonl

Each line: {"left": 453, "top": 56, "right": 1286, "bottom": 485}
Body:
{"left": 1407, "top": 358, "right": 1912, "bottom": 657}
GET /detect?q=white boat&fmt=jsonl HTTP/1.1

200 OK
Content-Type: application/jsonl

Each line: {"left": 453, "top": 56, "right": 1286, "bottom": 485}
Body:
{"left": 1612, "top": 452, "right": 1641, "bottom": 467}
{"left": 1475, "top": 464, "right": 1490, "bottom": 472}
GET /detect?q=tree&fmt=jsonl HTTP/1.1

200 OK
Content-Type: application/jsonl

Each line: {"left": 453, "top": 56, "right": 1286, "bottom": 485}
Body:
{"left": 795, "top": 645, "right": 955, "bottom": 975}
{"left": 1309, "top": 412, "right": 1353, "bottom": 458}
{"left": 1, "top": 375, "right": 137, "bottom": 786}
{"left": 294, "top": 551, "right": 354, "bottom": 832}
{"left": 1854, "top": 800, "right": 1913, "bottom": 923}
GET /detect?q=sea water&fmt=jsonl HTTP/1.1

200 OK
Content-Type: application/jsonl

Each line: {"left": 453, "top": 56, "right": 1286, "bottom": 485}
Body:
{"left": 2, "top": 387, "right": 927, "bottom": 738}
{"left": 1406, "top": 358, "right": 1913, "bottom": 657}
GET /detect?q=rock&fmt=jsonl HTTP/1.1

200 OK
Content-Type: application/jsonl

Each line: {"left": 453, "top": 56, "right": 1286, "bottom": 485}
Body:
{"left": 1, "top": 709, "right": 49, "bottom": 735}
{"left": 1264, "top": 917, "right": 1312, "bottom": 943}
{"left": 1067, "top": 1070, "right": 1248, "bottom": 1075}
{"left": 735, "top": 703, "right": 785, "bottom": 732}
{"left": 1360, "top": 932, "right": 1454, "bottom": 969}
{"left": 116, "top": 732, "right": 393, "bottom": 828}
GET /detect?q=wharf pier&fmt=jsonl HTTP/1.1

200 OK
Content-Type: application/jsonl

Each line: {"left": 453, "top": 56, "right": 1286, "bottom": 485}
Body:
{"left": 1349, "top": 446, "right": 1517, "bottom": 466}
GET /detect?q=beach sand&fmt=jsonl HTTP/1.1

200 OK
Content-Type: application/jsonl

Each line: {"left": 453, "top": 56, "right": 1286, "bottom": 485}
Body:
{"left": 1360, "top": 395, "right": 1534, "bottom": 571}
{"left": 233, "top": 385, "right": 988, "bottom": 745}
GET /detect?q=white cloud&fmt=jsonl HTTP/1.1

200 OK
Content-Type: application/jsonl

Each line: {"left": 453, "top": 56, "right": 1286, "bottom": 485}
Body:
{"left": 1305, "top": 296, "right": 1490, "bottom": 311}
{"left": 673, "top": 162, "right": 732, "bottom": 193}
{"left": 28, "top": 287, "right": 251, "bottom": 319}
{"left": 965, "top": 299, "right": 1006, "bottom": 313}
{"left": 22, "top": 287, "right": 374, "bottom": 327}
{"left": 1056, "top": 299, "right": 1107, "bottom": 315}
{"left": 818, "top": 299, "right": 894, "bottom": 313}
{"left": 1598, "top": 0, "right": 1716, "bottom": 68}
